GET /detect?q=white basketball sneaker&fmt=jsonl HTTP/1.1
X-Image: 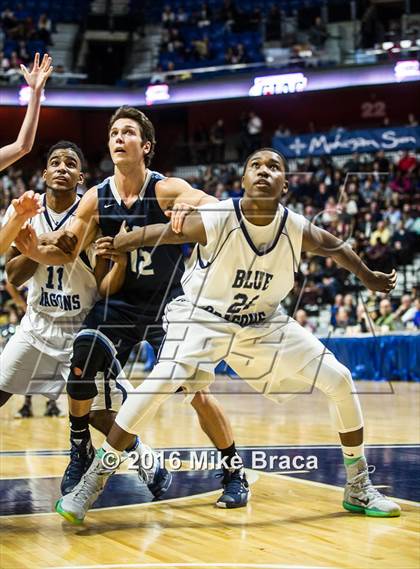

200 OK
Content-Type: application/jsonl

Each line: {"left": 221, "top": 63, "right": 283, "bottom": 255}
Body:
{"left": 55, "top": 449, "right": 116, "bottom": 524}
{"left": 343, "top": 457, "right": 401, "bottom": 517}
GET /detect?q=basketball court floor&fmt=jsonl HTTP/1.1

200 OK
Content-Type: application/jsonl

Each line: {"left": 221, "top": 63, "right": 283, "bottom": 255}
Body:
{"left": 0, "top": 377, "right": 419, "bottom": 569}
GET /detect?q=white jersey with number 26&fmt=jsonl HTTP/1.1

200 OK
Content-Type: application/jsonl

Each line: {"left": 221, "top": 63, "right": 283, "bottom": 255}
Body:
{"left": 181, "top": 198, "right": 306, "bottom": 325}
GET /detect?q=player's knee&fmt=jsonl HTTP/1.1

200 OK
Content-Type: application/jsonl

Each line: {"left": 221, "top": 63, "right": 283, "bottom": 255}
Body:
{"left": 70, "top": 335, "right": 108, "bottom": 377}
{"left": 322, "top": 361, "right": 354, "bottom": 401}
{"left": 67, "top": 335, "right": 109, "bottom": 401}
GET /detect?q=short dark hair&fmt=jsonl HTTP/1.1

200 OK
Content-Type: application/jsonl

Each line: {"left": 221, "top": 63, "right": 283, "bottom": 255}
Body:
{"left": 47, "top": 141, "right": 85, "bottom": 169}
{"left": 108, "top": 106, "right": 156, "bottom": 167}
{"left": 243, "top": 147, "right": 288, "bottom": 174}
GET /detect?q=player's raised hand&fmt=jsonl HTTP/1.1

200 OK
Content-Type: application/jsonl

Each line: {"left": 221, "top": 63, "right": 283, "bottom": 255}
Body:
{"left": 15, "top": 224, "right": 39, "bottom": 257}
{"left": 11, "top": 191, "right": 43, "bottom": 221}
{"left": 21, "top": 53, "right": 53, "bottom": 93}
{"left": 165, "top": 202, "right": 195, "bottom": 234}
{"left": 361, "top": 269, "right": 397, "bottom": 293}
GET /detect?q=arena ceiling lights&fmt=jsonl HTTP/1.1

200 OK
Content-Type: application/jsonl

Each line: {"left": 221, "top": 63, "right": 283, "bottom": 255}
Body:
{"left": 0, "top": 62, "right": 419, "bottom": 109}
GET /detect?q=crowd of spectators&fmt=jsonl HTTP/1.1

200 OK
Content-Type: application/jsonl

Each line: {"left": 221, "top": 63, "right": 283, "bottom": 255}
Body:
{"left": 158, "top": 1, "right": 263, "bottom": 71}
{"left": 1, "top": 145, "right": 419, "bottom": 336}
{"left": 0, "top": 6, "right": 51, "bottom": 83}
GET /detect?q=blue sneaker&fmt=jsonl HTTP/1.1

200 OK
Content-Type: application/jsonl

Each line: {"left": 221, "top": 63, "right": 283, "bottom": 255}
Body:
{"left": 135, "top": 443, "right": 172, "bottom": 498}
{"left": 216, "top": 468, "right": 249, "bottom": 509}
{"left": 60, "top": 437, "right": 95, "bottom": 495}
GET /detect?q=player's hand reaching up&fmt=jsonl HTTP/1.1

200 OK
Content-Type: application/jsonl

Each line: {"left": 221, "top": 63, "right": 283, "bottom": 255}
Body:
{"left": 15, "top": 224, "right": 39, "bottom": 257}
{"left": 165, "top": 202, "right": 196, "bottom": 234}
{"left": 12, "top": 191, "right": 43, "bottom": 221}
{"left": 361, "top": 269, "right": 397, "bottom": 293}
{"left": 21, "top": 53, "right": 53, "bottom": 93}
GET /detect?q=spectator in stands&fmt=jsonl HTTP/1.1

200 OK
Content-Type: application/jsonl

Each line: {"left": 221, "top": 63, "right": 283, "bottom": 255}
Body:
{"left": 343, "top": 294, "right": 357, "bottom": 325}
{"left": 1, "top": 7, "right": 17, "bottom": 35}
{"left": 16, "top": 40, "right": 29, "bottom": 64}
{"left": 375, "top": 150, "right": 389, "bottom": 171}
{"left": 196, "top": 3, "right": 212, "bottom": 28}
{"left": 370, "top": 220, "right": 390, "bottom": 245}
{"left": 393, "top": 294, "right": 417, "bottom": 329}
{"left": 335, "top": 307, "right": 351, "bottom": 331}
{"left": 309, "top": 16, "right": 328, "bottom": 50}
{"left": 192, "top": 35, "right": 210, "bottom": 61}
{"left": 375, "top": 299, "right": 396, "bottom": 332}
{"left": 295, "top": 309, "right": 316, "bottom": 332}
{"left": 412, "top": 298, "right": 420, "bottom": 329}
{"left": 5, "top": 51, "right": 22, "bottom": 83}
{"left": 356, "top": 304, "right": 370, "bottom": 333}
{"left": 321, "top": 196, "right": 339, "bottom": 225}
{"left": 246, "top": 111, "right": 263, "bottom": 152}
{"left": 368, "top": 200, "right": 382, "bottom": 223}
{"left": 249, "top": 7, "right": 262, "bottom": 33}
{"left": 398, "top": 151, "right": 417, "bottom": 174}
{"left": 175, "top": 7, "right": 188, "bottom": 26}
{"left": 366, "top": 237, "right": 393, "bottom": 273}
{"left": 162, "top": 5, "right": 175, "bottom": 28}
{"left": 383, "top": 204, "right": 401, "bottom": 229}
{"left": 344, "top": 152, "right": 362, "bottom": 172}
{"left": 209, "top": 119, "right": 225, "bottom": 163}
{"left": 37, "top": 13, "right": 52, "bottom": 45}
{"left": 406, "top": 113, "right": 418, "bottom": 127}
{"left": 233, "top": 43, "right": 246, "bottom": 64}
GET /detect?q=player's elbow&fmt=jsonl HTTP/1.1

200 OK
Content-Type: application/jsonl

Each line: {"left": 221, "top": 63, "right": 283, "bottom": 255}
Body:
{"left": 16, "top": 139, "right": 33, "bottom": 156}
{"left": 6, "top": 268, "right": 25, "bottom": 288}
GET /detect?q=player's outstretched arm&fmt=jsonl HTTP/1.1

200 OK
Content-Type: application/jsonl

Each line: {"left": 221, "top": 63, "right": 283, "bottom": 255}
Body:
{"left": 97, "top": 212, "right": 207, "bottom": 256}
{"left": 157, "top": 176, "right": 218, "bottom": 234}
{"left": 302, "top": 221, "right": 397, "bottom": 293}
{"left": 0, "top": 54, "right": 53, "bottom": 172}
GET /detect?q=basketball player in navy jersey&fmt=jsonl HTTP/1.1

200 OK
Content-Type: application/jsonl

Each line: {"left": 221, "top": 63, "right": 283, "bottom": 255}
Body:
{"left": 54, "top": 148, "right": 400, "bottom": 523}
{"left": 18, "top": 106, "right": 248, "bottom": 509}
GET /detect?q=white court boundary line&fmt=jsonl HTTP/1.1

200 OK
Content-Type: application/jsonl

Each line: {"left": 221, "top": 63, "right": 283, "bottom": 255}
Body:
{"left": 260, "top": 470, "right": 420, "bottom": 507}
{"left": 46, "top": 564, "right": 338, "bottom": 569}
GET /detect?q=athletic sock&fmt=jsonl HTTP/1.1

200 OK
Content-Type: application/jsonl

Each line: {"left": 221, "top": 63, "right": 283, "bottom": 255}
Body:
{"left": 342, "top": 441, "right": 365, "bottom": 480}
{"left": 219, "top": 441, "right": 243, "bottom": 471}
{"left": 69, "top": 413, "right": 90, "bottom": 444}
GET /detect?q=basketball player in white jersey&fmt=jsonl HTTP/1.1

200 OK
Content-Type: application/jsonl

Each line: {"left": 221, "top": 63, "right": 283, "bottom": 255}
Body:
{"left": 0, "top": 53, "right": 53, "bottom": 254}
{"left": 56, "top": 147, "right": 400, "bottom": 523}
{"left": 1, "top": 141, "right": 170, "bottom": 497}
